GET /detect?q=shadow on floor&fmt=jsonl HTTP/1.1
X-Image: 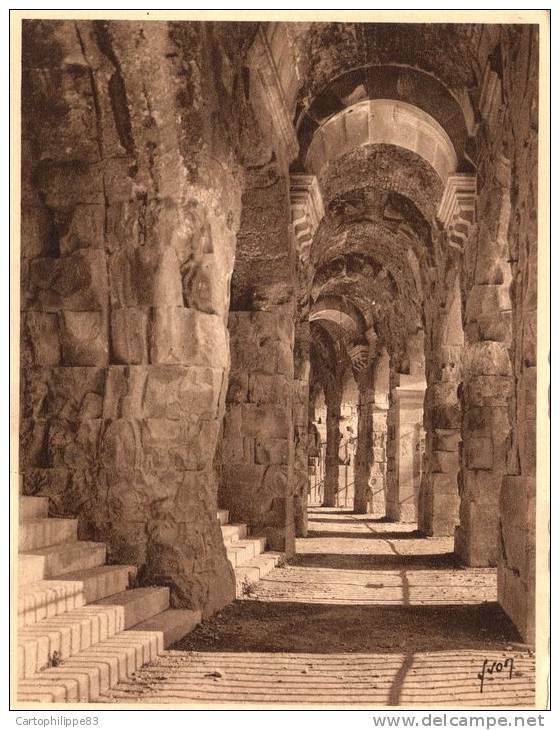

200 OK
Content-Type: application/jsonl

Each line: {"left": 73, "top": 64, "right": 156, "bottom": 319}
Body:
{"left": 306, "top": 529, "right": 424, "bottom": 540}
{"left": 308, "top": 515, "right": 389, "bottom": 524}
{"left": 173, "top": 599, "right": 522, "bottom": 655}
{"left": 289, "top": 552, "right": 461, "bottom": 571}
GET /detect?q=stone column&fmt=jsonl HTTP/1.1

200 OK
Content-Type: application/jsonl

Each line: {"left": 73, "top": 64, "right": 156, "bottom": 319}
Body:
{"left": 354, "top": 363, "right": 375, "bottom": 514}
{"left": 219, "top": 156, "right": 297, "bottom": 556}
{"left": 386, "top": 375, "right": 426, "bottom": 523}
{"left": 370, "top": 405, "right": 388, "bottom": 515}
{"left": 290, "top": 176, "right": 323, "bottom": 536}
{"left": 220, "top": 310, "right": 296, "bottom": 555}
{"left": 323, "top": 384, "right": 342, "bottom": 508}
{"left": 419, "top": 277, "right": 463, "bottom": 537}
{"left": 439, "top": 170, "right": 514, "bottom": 567}
{"left": 20, "top": 20, "right": 244, "bottom": 616}
{"left": 293, "top": 323, "right": 310, "bottom": 537}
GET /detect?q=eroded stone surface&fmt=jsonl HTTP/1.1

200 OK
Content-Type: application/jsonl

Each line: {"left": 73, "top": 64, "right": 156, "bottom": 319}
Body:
{"left": 19, "top": 20, "right": 540, "bottom": 645}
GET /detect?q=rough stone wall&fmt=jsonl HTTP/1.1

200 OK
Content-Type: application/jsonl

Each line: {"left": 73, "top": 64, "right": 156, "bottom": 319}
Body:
{"left": 293, "top": 323, "right": 311, "bottom": 536}
{"left": 370, "top": 408, "right": 388, "bottom": 515}
{"left": 354, "top": 362, "right": 375, "bottom": 514}
{"left": 218, "top": 311, "right": 295, "bottom": 554}
{"left": 385, "top": 366, "right": 399, "bottom": 520}
{"left": 19, "top": 19, "right": 260, "bottom": 616}
{"left": 493, "top": 26, "right": 538, "bottom": 643}
{"left": 455, "top": 28, "right": 538, "bottom": 609}
{"left": 219, "top": 156, "right": 297, "bottom": 555}
{"left": 419, "top": 272, "right": 463, "bottom": 536}
{"left": 323, "top": 381, "right": 342, "bottom": 508}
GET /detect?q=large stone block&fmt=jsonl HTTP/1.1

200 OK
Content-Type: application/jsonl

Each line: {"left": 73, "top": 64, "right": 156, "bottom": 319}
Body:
{"left": 182, "top": 253, "right": 229, "bottom": 316}
{"left": 59, "top": 311, "right": 109, "bottom": 366}
{"left": 144, "top": 417, "right": 220, "bottom": 471}
{"left": 23, "top": 65, "right": 101, "bottom": 164}
{"left": 150, "top": 308, "right": 229, "bottom": 369}
{"left": 21, "top": 205, "right": 56, "bottom": 259}
{"left": 21, "top": 312, "right": 61, "bottom": 367}
{"left": 142, "top": 365, "right": 223, "bottom": 419}
{"left": 463, "top": 405, "right": 510, "bottom": 442}
{"left": 105, "top": 199, "right": 145, "bottom": 252}
{"left": 455, "top": 503, "right": 498, "bottom": 566}
{"left": 219, "top": 463, "right": 268, "bottom": 523}
{"left": 465, "top": 284, "right": 502, "bottom": 323}
{"left": 228, "top": 311, "right": 294, "bottom": 375}
{"left": 221, "top": 436, "right": 255, "bottom": 464}
{"left": 19, "top": 419, "right": 49, "bottom": 468}
{"left": 248, "top": 373, "right": 291, "bottom": 405}
{"left": 464, "top": 375, "right": 513, "bottom": 407}
{"left": 465, "top": 436, "right": 493, "bottom": 470}
{"left": 499, "top": 476, "right": 533, "bottom": 533}
{"left": 434, "top": 428, "right": 461, "bottom": 452}
{"left": 21, "top": 467, "right": 72, "bottom": 514}
{"left": 109, "top": 246, "right": 183, "bottom": 308}
{"left": 47, "top": 418, "right": 102, "bottom": 468}
{"left": 22, "top": 366, "right": 106, "bottom": 420}
{"left": 226, "top": 371, "right": 248, "bottom": 403}
{"left": 431, "top": 403, "right": 461, "bottom": 429}
{"left": 463, "top": 341, "right": 512, "bottom": 377}
{"left": 255, "top": 438, "right": 289, "bottom": 465}
{"left": 56, "top": 204, "right": 105, "bottom": 255}
{"left": 110, "top": 307, "right": 150, "bottom": 365}
{"left": 460, "top": 469, "right": 500, "bottom": 505}
{"left": 431, "top": 449, "right": 459, "bottom": 473}
{"left": 238, "top": 404, "right": 291, "bottom": 439}
{"left": 24, "top": 250, "right": 108, "bottom": 311}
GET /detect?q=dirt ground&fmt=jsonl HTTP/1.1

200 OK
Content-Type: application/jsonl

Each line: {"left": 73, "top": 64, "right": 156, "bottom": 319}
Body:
{"left": 104, "top": 509, "right": 535, "bottom": 707}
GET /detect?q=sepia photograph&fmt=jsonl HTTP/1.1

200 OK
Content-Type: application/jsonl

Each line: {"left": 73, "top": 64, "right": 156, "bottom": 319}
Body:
{"left": 10, "top": 8, "right": 550, "bottom": 713}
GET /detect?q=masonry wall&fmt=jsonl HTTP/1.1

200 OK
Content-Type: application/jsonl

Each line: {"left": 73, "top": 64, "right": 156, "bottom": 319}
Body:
{"left": 453, "top": 25, "right": 538, "bottom": 640}
{"left": 19, "top": 19, "right": 261, "bottom": 616}
{"left": 218, "top": 311, "right": 296, "bottom": 554}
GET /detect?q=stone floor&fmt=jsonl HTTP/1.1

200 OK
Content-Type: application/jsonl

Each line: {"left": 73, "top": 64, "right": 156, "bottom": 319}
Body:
{"left": 104, "top": 508, "right": 535, "bottom": 707}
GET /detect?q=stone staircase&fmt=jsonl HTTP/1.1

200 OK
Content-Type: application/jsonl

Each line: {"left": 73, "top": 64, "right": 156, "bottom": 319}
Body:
{"left": 218, "top": 509, "right": 284, "bottom": 596}
{"left": 17, "top": 499, "right": 281, "bottom": 703}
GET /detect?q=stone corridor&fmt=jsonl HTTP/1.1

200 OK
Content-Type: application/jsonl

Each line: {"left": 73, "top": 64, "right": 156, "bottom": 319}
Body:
{"left": 104, "top": 509, "right": 535, "bottom": 706}
{"left": 16, "top": 16, "right": 543, "bottom": 708}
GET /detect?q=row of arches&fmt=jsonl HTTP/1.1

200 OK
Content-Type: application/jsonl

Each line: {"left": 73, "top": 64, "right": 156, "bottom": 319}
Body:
{"left": 19, "top": 19, "right": 539, "bottom": 640}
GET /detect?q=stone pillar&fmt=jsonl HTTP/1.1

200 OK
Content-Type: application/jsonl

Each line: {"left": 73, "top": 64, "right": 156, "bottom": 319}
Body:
{"left": 370, "top": 405, "right": 388, "bottom": 515}
{"left": 354, "top": 363, "right": 375, "bottom": 514}
{"left": 19, "top": 20, "right": 245, "bottom": 616}
{"left": 290, "top": 176, "right": 323, "bottom": 536}
{"left": 220, "top": 311, "right": 295, "bottom": 555}
{"left": 386, "top": 375, "right": 426, "bottom": 523}
{"left": 419, "top": 277, "right": 463, "bottom": 537}
{"left": 419, "top": 380, "right": 461, "bottom": 536}
{"left": 293, "top": 323, "right": 310, "bottom": 537}
{"left": 219, "top": 156, "right": 297, "bottom": 556}
{"left": 440, "top": 168, "right": 514, "bottom": 567}
{"left": 323, "top": 385, "right": 342, "bottom": 508}
{"left": 481, "top": 30, "right": 538, "bottom": 640}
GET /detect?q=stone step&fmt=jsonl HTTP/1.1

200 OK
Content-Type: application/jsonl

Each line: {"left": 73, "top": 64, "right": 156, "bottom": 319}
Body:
{"left": 20, "top": 496, "right": 49, "bottom": 521}
{"left": 235, "top": 552, "right": 284, "bottom": 597}
{"left": 226, "top": 537, "right": 267, "bottom": 567}
{"left": 19, "top": 542, "right": 107, "bottom": 584}
{"left": 18, "top": 629, "right": 162, "bottom": 703}
{"left": 220, "top": 523, "right": 248, "bottom": 542}
{"left": 95, "top": 587, "right": 170, "bottom": 630}
{"left": 19, "top": 518, "right": 78, "bottom": 551}
{"left": 130, "top": 608, "right": 202, "bottom": 648}
{"left": 19, "top": 555, "right": 47, "bottom": 586}
{"left": 18, "top": 565, "right": 136, "bottom": 628}
{"left": 56, "top": 564, "right": 137, "bottom": 605}
{"left": 17, "top": 604, "right": 125, "bottom": 679}
{"left": 217, "top": 509, "right": 229, "bottom": 526}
